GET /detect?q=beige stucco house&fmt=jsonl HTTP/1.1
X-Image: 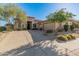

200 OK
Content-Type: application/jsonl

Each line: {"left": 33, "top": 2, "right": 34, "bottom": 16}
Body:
{"left": 43, "top": 19, "right": 78, "bottom": 31}
{"left": 14, "top": 16, "right": 41, "bottom": 30}
{"left": 14, "top": 16, "right": 78, "bottom": 31}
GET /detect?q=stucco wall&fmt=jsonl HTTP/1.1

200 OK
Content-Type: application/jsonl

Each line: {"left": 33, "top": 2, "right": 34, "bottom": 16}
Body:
{"left": 43, "top": 21, "right": 73, "bottom": 31}
{"left": 44, "top": 23, "right": 60, "bottom": 31}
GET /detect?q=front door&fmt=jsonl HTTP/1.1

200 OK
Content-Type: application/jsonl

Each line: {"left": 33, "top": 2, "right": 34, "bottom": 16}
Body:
{"left": 33, "top": 24, "right": 36, "bottom": 29}
{"left": 27, "top": 21, "right": 32, "bottom": 30}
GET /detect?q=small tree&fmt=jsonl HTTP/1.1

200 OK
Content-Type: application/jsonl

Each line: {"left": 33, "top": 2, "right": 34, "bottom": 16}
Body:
{"left": 0, "top": 6, "right": 5, "bottom": 32}
{"left": 47, "top": 11, "right": 59, "bottom": 32}
{"left": 47, "top": 8, "right": 76, "bottom": 32}
{"left": 14, "top": 9, "right": 27, "bottom": 30}
{"left": 3, "top": 4, "right": 27, "bottom": 31}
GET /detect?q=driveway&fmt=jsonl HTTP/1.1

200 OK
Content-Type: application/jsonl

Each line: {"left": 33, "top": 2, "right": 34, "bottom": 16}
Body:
{"left": 27, "top": 30, "right": 56, "bottom": 42}
{"left": 0, "top": 30, "right": 59, "bottom": 56}
{"left": 0, "top": 30, "right": 79, "bottom": 56}
{"left": 0, "top": 31, "right": 34, "bottom": 53}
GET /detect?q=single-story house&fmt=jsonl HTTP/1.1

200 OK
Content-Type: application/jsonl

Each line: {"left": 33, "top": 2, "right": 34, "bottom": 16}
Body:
{"left": 42, "top": 19, "right": 79, "bottom": 31}
{"left": 14, "top": 16, "right": 41, "bottom": 30}
{"left": 14, "top": 16, "right": 79, "bottom": 31}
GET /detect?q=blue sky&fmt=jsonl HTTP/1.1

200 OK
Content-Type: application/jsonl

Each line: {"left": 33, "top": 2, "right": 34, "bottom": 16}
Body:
{"left": 1, "top": 3, "right": 79, "bottom": 26}
{"left": 17, "top": 3, "right": 79, "bottom": 20}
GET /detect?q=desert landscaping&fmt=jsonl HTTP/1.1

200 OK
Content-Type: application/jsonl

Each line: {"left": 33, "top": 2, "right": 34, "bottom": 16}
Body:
{"left": 0, "top": 3, "right": 79, "bottom": 56}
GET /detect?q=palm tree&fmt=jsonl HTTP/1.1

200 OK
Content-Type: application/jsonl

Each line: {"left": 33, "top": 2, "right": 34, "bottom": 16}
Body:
{"left": 47, "top": 8, "right": 76, "bottom": 32}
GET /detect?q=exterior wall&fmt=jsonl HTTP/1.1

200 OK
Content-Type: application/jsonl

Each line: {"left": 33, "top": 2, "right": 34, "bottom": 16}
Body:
{"left": 43, "top": 20, "right": 74, "bottom": 31}
{"left": 27, "top": 17, "right": 38, "bottom": 29}
{"left": 14, "top": 16, "right": 39, "bottom": 30}
{"left": 21, "top": 23, "right": 27, "bottom": 29}
{"left": 14, "top": 19, "right": 27, "bottom": 30}
{"left": 37, "top": 23, "right": 43, "bottom": 30}
{"left": 14, "top": 17, "right": 76, "bottom": 31}
{"left": 44, "top": 23, "right": 53, "bottom": 30}
{"left": 44, "top": 22, "right": 60, "bottom": 31}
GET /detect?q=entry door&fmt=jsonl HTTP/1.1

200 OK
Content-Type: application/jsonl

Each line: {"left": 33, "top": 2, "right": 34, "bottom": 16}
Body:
{"left": 33, "top": 24, "right": 36, "bottom": 29}
{"left": 27, "top": 21, "right": 32, "bottom": 29}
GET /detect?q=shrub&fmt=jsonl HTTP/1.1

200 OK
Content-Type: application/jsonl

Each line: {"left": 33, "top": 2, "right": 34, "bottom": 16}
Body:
{"left": 17, "top": 28, "right": 21, "bottom": 31}
{"left": 46, "top": 30, "right": 53, "bottom": 33}
{"left": 0, "top": 27, "right": 6, "bottom": 32}
{"left": 58, "top": 29, "right": 63, "bottom": 32}
{"left": 23, "top": 28, "right": 27, "bottom": 30}
{"left": 69, "top": 34, "right": 76, "bottom": 39}
{"left": 7, "top": 28, "right": 13, "bottom": 31}
{"left": 57, "top": 35, "right": 68, "bottom": 41}
{"left": 64, "top": 23, "right": 69, "bottom": 32}
{"left": 57, "top": 34, "right": 76, "bottom": 41}
{"left": 64, "top": 35, "right": 72, "bottom": 40}
{"left": 0, "top": 27, "right": 3, "bottom": 32}
{"left": 32, "top": 28, "right": 38, "bottom": 30}
{"left": 70, "top": 25, "right": 75, "bottom": 31}
{"left": 6, "top": 24, "right": 14, "bottom": 31}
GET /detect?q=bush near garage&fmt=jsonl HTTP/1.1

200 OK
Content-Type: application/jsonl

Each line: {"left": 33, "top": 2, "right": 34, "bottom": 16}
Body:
{"left": 64, "top": 23, "right": 69, "bottom": 32}
{"left": 46, "top": 30, "right": 53, "bottom": 33}
{"left": 57, "top": 34, "right": 76, "bottom": 41}
{"left": 57, "top": 35, "right": 68, "bottom": 41}
{"left": 69, "top": 34, "right": 76, "bottom": 39}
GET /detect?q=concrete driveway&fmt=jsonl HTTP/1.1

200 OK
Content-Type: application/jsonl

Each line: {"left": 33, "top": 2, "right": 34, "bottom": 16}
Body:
{"left": 1, "top": 30, "right": 79, "bottom": 56}
{"left": 0, "top": 31, "right": 34, "bottom": 53}
{"left": 27, "top": 30, "right": 56, "bottom": 42}
{"left": 0, "top": 30, "right": 59, "bottom": 56}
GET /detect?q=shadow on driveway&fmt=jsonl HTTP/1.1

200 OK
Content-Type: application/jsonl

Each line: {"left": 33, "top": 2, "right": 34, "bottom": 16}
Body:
{"left": 27, "top": 30, "right": 56, "bottom": 42}
{"left": 0, "top": 43, "right": 60, "bottom": 56}
{"left": 0, "top": 30, "right": 60, "bottom": 56}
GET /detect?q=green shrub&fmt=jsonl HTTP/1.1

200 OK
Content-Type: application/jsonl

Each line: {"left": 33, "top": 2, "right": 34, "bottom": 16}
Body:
{"left": 69, "top": 34, "right": 76, "bottom": 39}
{"left": 17, "top": 28, "right": 21, "bottom": 31}
{"left": 0, "top": 27, "right": 6, "bottom": 32}
{"left": 0, "top": 27, "right": 3, "bottom": 32}
{"left": 64, "top": 23, "right": 69, "bottom": 32}
{"left": 57, "top": 35, "right": 68, "bottom": 41}
{"left": 58, "top": 29, "right": 63, "bottom": 32}
{"left": 57, "top": 34, "right": 76, "bottom": 41}
{"left": 64, "top": 35, "right": 72, "bottom": 40}
{"left": 23, "top": 28, "right": 27, "bottom": 30}
{"left": 70, "top": 25, "right": 75, "bottom": 31}
{"left": 46, "top": 30, "right": 53, "bottom": 33}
